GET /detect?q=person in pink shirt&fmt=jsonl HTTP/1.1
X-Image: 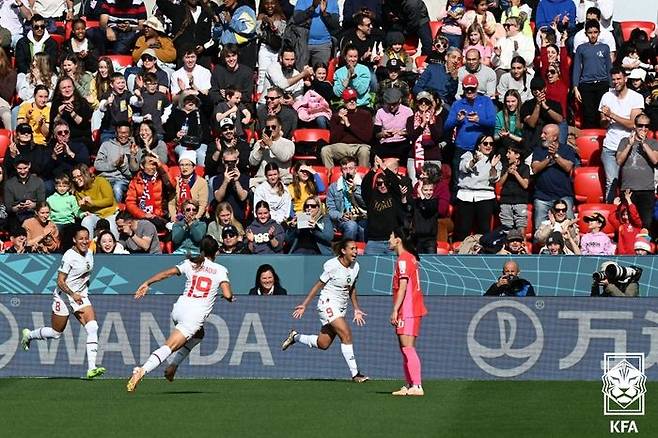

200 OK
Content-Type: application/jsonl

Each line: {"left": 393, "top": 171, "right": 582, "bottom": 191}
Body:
{"left": 577, "top": 211, "right": 615, "bottom": 255}
{"left": 388, "top": 227, "right": 428, "bottom": 396}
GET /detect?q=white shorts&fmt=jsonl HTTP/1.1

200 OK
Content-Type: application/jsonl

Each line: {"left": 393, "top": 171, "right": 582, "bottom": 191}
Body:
{"left": 52, "top": 291, "right": 92, "bottom": 317}
{"left": 317, "top": 296, "right": 347, "bottom": 326}
{"left": 171, "top": 301, "right": 208, "bottom": 339}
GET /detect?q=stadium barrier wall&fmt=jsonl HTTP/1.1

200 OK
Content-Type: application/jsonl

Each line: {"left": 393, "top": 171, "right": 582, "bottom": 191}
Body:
{"left": 0, "top": 254, "right": 656, "bottom": 296}
{"left": 2, "top": 296, "right": 658, "bottom": 380}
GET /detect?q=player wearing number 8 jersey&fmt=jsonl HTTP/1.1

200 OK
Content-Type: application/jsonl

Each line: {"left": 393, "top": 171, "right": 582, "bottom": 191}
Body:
{"left": 127, "top": 236, "right": 235, "bottom": 392}
{"left": 389, "top": 228, "right": 428, "bottom": 396}
{"left": 281, "top": 239, "right": 369, "bottom": 383}
{"left": 20, "top": 227, "right": 106, "bottom": 379}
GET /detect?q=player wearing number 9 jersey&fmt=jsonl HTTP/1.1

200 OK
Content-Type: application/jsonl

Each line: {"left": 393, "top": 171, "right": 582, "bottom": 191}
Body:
{"left": 127, "top": 236, "right": 235, "bottom": 392}
{"left": 20, "top": 226, "right": 106, "bottom": 379}
{"left": 281, "top": 239, "right": 369, "bottom": 383}
{"left": 388, "top": 228, "right": 428, "bottom": 396}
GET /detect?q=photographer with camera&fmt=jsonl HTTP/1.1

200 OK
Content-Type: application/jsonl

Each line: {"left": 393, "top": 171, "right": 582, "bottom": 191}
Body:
{"left": 591, "top": 261, "right": 642, "bottom": 297}
{"left": 484, "top": 260, "right": 536, "bottom": 297}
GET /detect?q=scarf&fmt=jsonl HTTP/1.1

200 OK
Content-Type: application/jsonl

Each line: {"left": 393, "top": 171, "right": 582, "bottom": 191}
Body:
{"left": 177, "top": 173, "right": 196, "bottom": 215}
{"left": 341, "top": 177, "right": 353, "bottom": 212}
{"left": 138, "top": 172, "right": 158, "bottom": 214}
{"left": 412, "top": 110, "right": 436, "bottom": 173}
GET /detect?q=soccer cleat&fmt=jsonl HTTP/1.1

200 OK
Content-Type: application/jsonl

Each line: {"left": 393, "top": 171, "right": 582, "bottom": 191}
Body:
{"left": 164, "top": 364, "right": 178, "bottom": 382}
{"left": 281, "top": 329, "right": 297, "bottom": 351}
{"left": 86, "top": 366, "right": 106, "bottom": 379}
{"left": 21, "top": 328, "right": 31, "bottom": 351}
{"left": 392, "top": 385, "right": 410, "bottom": 396}
{"left": 352, "top": 372, "right": 369, "bottom": 383}
{"left": 407, "top": 385, "right": 424, "bottom": 396}
{"left": 127, "top": 367, "right": 145, "bottom": 392}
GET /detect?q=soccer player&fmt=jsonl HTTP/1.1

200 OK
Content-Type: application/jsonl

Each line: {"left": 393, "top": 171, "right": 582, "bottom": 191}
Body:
{"left": 388, "top": 227, "right": 428, "bottom": 396}
{"left": 281, "top": 239, "right": 369, "bottom": 383}
{"left": 127, "top": 236, "right": 235, "bottom": 392}
{"left": 20, "top": 227, "right": 106, "bottom": 379}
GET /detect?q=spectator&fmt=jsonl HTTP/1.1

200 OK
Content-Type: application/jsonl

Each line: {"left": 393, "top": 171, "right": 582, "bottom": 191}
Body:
{"left": 462, "top": 23, "right": 493, "bottom": 67}
{"left": 453, "top": 134, "right": 502, "bottom": 241}
{"left": 615, "top": 113, "right": 658, "bottom": 228}
{"left": 207, "top": 201, "right": 245, "bottom": 246}
{"left": 531, "top": 124, "right": 579, "bottom": 229}
{"left": 212, "top": 0, "right": 258, "bottom": 70}
{"left": 634, "top": 233, "right": 653, "bottom": 256}
{"left": 213, "top": 89, "right": 251, "bottom": 139}
{"left": 288, "top": 162, "right": 325, "bottom": 214}
{"left": 599, "top": 67, "right": 645, "bottom": 202}
{"left": 0, "top": 48, "right": 16, "bottom": 129}
{"left": 497, "top": 229, "right": 528, "bottom": 255}
{"left": 23, "top": 201, "right": 59, "bottom": 253}
{"left": 292, "top": 0, "right": 340, "bottom": 67}
{"left": 484, "top": 260, "right": 535, "bottom": 297}
{"left": 304, "top": 62, "right": 333, "bottom": 104}
{"left": 373, "top": 88, "right": 412, "bottom": 163}
{"left": 94, "top": 121, "right": 141, "bottom": 202}
{"left": 170, "top": 199, "right": 206, "bottom": 254}
{"left": 170, "top": 48, "right": 212, "bottom": 103}
{"left": 410, "top": 180, "right": 440, "bottom": 254}
{"left": 16, "top": 85, "right": 50, "bottom": 145}
{"left": 491, "top": 16, "right": 534, "bottom": 77}
{"left": 572, "top": 19, "right": 611, "bottom": 128}
{"left": 125, "top": 154, "right": 172, "bottom": 230}
{"left": 379, "top": 32, "right": 415, "bottom": 82}
{"left": 131, "top": 73, "right": 171, "bottom": 139}
{"left": 246, "top": 200, "right": 286, "bottom": 254}
{"left": 500, "top": 0, "right": 533, "bottom": 37}
{"left": 212, "top": 148, "right": 250, "bottom": 224}
{"left": 249, "top": 115, "right": 295, "bottom": 187}
{"left": 340, "top": 11, "right": 381, "bottom": 90}
{"left": 326, "top": 157, "right": 367, "bottom": 242}
{"left": 534, "top": 198, "right": 580, "bottom": 252}
{"left": 249, "top": 264, "right": 287, "bottom": 295}
{"left": 128, "top": 52, "right": 171, "bottom": 95}
{"left": 539, "top": 40, "right": 570, "bottom": 120}
{"left": 49, "top": 79, "right": 94, "bottom": 156}
{"left": 253, "top": 162, "right": 293, "bottom": 224}
{"left": 459, "top": 0, "right": 499, "bottom": 45}
{"left": 132, "top": 16, "right": 177, "bottom": 65}
{"left": 165, "top": 93, "right": 211, "bottom": 166}
{"left": 321, "top": 88, "right": 373, "bottom": 170}
{"left": 168, "top": 150, "right": 208, "bottom": 224}
{"left": 384, "top": 0, "right": 434, "bottom": 56}
{"left": 256, "top": 0, "right": 287, "bottom": 95}
{"left": 405, "top": 91, "right": 443, "bottom": 185}
{"left": 535, "top": 0, "right": 576, "bottom": 32}
{"left": 578, "top": 211, "right": 615, "bottom": 255}
{"left": 116, "top": 210, "right": 162, "bottom": 254}
{"left": 134, "top": 120, "right": 168, "bottom": 164}
{"left": 495, "top": 90, "right": 524, "bottom": 151}
{"left": 0, "top": 0, "right": 29, "bottom": 49}
{"left": 498, "top": 145, "right": 530, "bottom": 233}
{"left": 206, "top": 119, "right": 251, "bottom": 175}
{"left": 292, "top": 87, "right": 332, "bottom": 130}
{"left": 49, "top": 119, "right": 90, "bottom": 187}
{"left": 256, "top": 86, "right": 298, "bottom": 139}
{"left": 438, "top": 0, "right": 466, "bottom": 50}
{"left": 497, "top": 56, "right": 534, "bottom": 104}
{"left": 572, "top": 6, "right": 616, "bottom": 61}
{"left": 5, "top": 228, "right": 31, "bottom": 253}
{"left": 538, "top": 230, "right": 574, "bottom": 255}
{"left": 377, "top": 59, "right": 411, "bottom": 107}
{"left": 97, "top": 72, "right": 139, "bottom": 142}
{"left": 98, "top": 0, "right": 147, "bottom": 55}
{"left": 288, "top": 195, "right": 334, "bottom": 254}
{"left": 3, "top": 124, "right": 45, "bottom": 179}
{"left": 457, "top": 48, "right": 496, "bottom": 99}
{"left": 59, "top": 54, "right": 94, "bottom": 99}
{"left": 46, "top": 174, "right": 82, "bottom": 244}
{"left": 71, "top": 163, "right": 119, "bottom": 239}
{"left": 609, "top": 190, "right": 645, "bottom": 255}
{"left": 217, "top": 224, "right": 250, "bottom": 254}
{"left": 15, "top": 15, "right": 58, "bottom": 74}
{"left": 260, "top": 47, "right": 312, "bottom": 104}
{"left": 88, "top": 57, "right": 114, "bottom": 110}
{"left": 210, "top": 44, "right": 254, "bottom": 106}
{"left": 413, "top": 47, "right": 461, "bottom": 106}
{"left": 156, "top": 0, "right": 214, "bottom": 68}
{"left": 520, "top": 76, "right": 564, "bottom": 155}
{"left": 95, "top": 229, "right": 129, "bottom": 254}
{"left": 60, "top": 18, "right": 99, "bottom": 73}
{"left": 4, "top": 158, "right": 45, "bottom": 226}
{"left": 16, "top": 51, "right": 57, "bottom": 102}
{"left": 417, "top": 162, "right": 452, "bottom": 243}
{"left": 332, "top": 45, "right": 372, "bottom": 108}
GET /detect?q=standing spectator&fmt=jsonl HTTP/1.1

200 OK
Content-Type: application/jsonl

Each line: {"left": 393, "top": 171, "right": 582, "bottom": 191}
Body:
{"left": 99, "top": 0, "right": 147, "bottom": 55}
{"left": 500, "top": 0, "right": 533, "bottom": 37}
{"left": 246, "top": 200, "right": 286, "bottom": 254}
{"left": 326, "top": 157, "right": 367, "bottom": 242}
{"left": 213, "top": 0, "right": 258, "bottom": 70}
{"left": 170, "top": 49, "right": 212, "bottom": 104}
{"left": 156, "top": 0, "right": 214, "bottom": 68}
{"left": 459, "top": 0, "right": 499, "bottom": 45}
{"left": 572, "top": 20, "right": 611, "bottom": 128}
{"left": 0, "top": 48, "right": 16, "bottom": 129}
{"left": 0, "top": 0, "right": 29, "bottom": 49}
{"left": 46, "top": 174, "right": 81, "bottom": 246}
{"left": 321, "top": 88, "right": 373, "bottom": 170}
{"left": 94, "top": 121, "right": 141, "bottom": 202}
{"left": 383, "top": 0, "right": 434, "bottom": 56}
{"left": 573, "top": 7, "right": 616, "bottom": 61}
{"left": 209, "top": 44, "right": 254, "bottom": 106}
{"left": 252, "top": 163, "right": 293, "bottom": 224}
{"left": 256, "top": 0, "right": 287, "bottom": 95}
{"left": 168, "top": 151, "right": 208, "bottom": 224}
{"left": 260, "top": 47, "right": 313, "bottom": 104}
{"left": 578, "top": 211, "right": 615, "bottom": 255}
{"left": 498, "top": 146, "right": 530, "bottom": 233}
{"left": 491, "top": 16, "right": 534, "bottom": 77}
{"left": 609, "top": 190, "right": 645, "bottom": 255}
{"left": 539, "top": 40, "right": 570, "bottom": 120}
{"left": 534, "top": 198, "right": 580, "bottom": 252}
{"left": 332, "top": 45, "right": 372, "bottom": 108}
{"left": 457, "top": 48, "right": 497, "bottom": 99}
{"left": 249, "top": 116, "right": 295, "bottom": 187}
{"left": 4, "top": 158, "right": 45, "bottom": 226}
{"left": 293, "top": 0, "right": 340, "bottom": 67}
{"left": 116, "top": 210, "right": 162, "bottom": 254}
{"left": 15, "top": 15, "right": 58, "bottom": 74}
{"left": 71, "top": 164, "right": 119, "bottom": 238}
{"left": 256, "top": 86, "right": 299, "bottom": 139}
{"left": 97, "top": 73, "right": 138, "bottom": 143}
{"left": 520, "top": 76, "right": 564, "bottom": 154}
{"left": 406, "top": 91, "right": 443, "bottom": 185}
{"left": 495, "top": 90, "right": 524, "bottom": 151}
{"left": 23, "top": 201, "right": 59, "bottom": 253}
{"left": 171, "top": 199, "right": 206, "bottom": 254}
{"left": 531, "top": 124, "right": 579, "bottom": 230}
{"left": 411, "top": 180, "right": 440, "bottom": 254}
{"left": 497, "top": 56, "right": 534, "bottom": 104}
{"left": 373, "top": 88, "right": 412, "bottom": 163}
{"left": 535, "top": 0, "right": 576, "bottom": 32}
{"left": 615, "top": 113, "right": 658, "bottom": 229}
{"left": 453, "top": 134, "right": 502, "bottom": 241}
{"left": 212, "top": 148, "right": 250, "bottom": 224}
{"left": 599, "top": 67, "right": 645, "bottom": 202}
{"left": 125, "top": 154, "right": 172, "bottom": 230}
{"left": 29, "top": 0, "right": 73, "bottom": 31}
{"left": 462, "top": 23, "right": 493, "bottom": 67}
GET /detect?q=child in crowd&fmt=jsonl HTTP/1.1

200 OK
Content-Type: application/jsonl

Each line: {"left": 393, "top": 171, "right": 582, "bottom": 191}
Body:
{"left": 609, "top": 190, "right": 645, "bottom": 255}
{"left": 498, "top": 146, "right": 529, "bottom": 233}
{"left": 578, "top": 212, "right": 615, "bottom": 255}
{"left": 213, "top": 88, "right": 251, "bottom": 139}
{"left": 46, "top": 174, "right": 84, "bottom": 251}
{"left": 440, "top": 0, "right": 466, "bottom": 50}
{"left": 377, "top": 59, "right": 410, "bottom": 107}
{"left": 98, "top": 72, "right": 141, "bottom": 142}
{"left": 132, "top": 72, "right": 170, "bottom": 139}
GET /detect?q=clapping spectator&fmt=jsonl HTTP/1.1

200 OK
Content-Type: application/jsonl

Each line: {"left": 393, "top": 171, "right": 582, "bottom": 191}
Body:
{"left": 125, "top": 154, "right": 172, "bottom": 230}
{"left": 171, "top": 199, "right": 206, "bottom": 254}
{"left": 16, "top": 85, "right": 50, "bottom": 145}
{"left": 406, "top": 91, "right": 443, "bottom": 185}
{"left": 332, "top": 45, "right": 372, "bottom": 108}
{"left": 168, "top": 150, "right": 208, "bottom": 224}
{"left": 520, "top": 77, "right": 564, "bottom": 154}
{"left": 495, "top": 90, "right": 524, "bottom": 151}
{"left": 498, "top": 146, "right": 530, "bottom": 233}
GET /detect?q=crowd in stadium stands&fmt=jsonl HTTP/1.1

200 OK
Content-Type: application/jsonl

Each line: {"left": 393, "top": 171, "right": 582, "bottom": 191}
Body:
{"left": 0, "top": 0, "right": 657, "bottom": 256}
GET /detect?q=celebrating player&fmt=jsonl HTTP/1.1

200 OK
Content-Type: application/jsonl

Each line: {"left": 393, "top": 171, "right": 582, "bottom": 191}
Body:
{"left": 281, "top": 239, "right": 369, "bottom": 383}
{"left": 127, "top": 236, "right": 235, "bottom": 392}
{"left": 20, "top": 227, "right": 106, "bottom": 379}
{"left": 388, "top": 227, "right": 428, "bottom": 396}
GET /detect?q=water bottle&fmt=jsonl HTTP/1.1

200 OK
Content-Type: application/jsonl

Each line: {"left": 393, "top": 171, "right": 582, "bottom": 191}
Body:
{"left": 180, "top": 118, "right": 189, "bottom": 137}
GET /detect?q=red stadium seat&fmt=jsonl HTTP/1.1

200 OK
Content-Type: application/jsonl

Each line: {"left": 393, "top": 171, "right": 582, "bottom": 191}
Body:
{"left": 0, "top": 135, "right": 10, "bottom": 164}
{"left": 356, "top": 241, "right": 366, "bottom": 255}
{"left": 415, "top": 55, "right": 427, "bottom": 69}
{"left": 576, "top": 203, "right": 617, "bottom": 235}
{"left": 429, "top": 21, "right": 442, "bottom": 39}
{"left": 524, "top": 203, "right": 534, "bottom": 239}
{"left": 108, "top": 54, "right": 134, "bottom": 69}
{"left": 327, "top": 57, "right": 339, "bottom": 83}
{"left": 50, "top": 34, "right": 65, "bottom": 48}
{"left": 578, "top": 128, "right": 606, "bottom": 138}
{"left": 244, "top": 128, "right": 258, "bottom": 144}
{"left": 647, "top": 131, "right": 655, "bottom": 139}
{"left": 620, "top": 21, "right": 656, "bottom": 41}
{"left": 293, "top": 128, "right": 330, "bottom": 143}
{"left": 574, "top": 167, "right": 605, "bottom": 203}
{"left": 575, "top": 135, "right": 602, "bottom": 166}
{"left": 403, "top": 35, "right": 419, "bottom": 55}
{"left": 0, "top": 128, "right": 11, "bottom": 137}
{"left": 436, "top": 241, "right": 451, "bottom": 254}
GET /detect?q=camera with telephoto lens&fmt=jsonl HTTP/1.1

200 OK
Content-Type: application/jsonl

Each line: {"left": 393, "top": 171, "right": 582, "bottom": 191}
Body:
{"left": 593, "top": 262, "right": 642, "bottom": 284}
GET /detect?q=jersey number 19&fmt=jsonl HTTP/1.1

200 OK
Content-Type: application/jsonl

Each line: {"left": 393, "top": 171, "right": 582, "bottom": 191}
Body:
{"left": 187, "top": 275, "right": 212, "bottom": 298}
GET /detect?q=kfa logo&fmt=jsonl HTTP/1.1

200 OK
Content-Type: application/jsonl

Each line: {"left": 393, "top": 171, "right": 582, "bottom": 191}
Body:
{"left": 602, "top": 353, "right": 646, "bottom": 434}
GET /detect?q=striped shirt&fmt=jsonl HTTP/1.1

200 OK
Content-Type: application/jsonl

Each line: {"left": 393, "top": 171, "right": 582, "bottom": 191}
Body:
{"left": 101, "top": 0, "right": 147, "bottom": 27}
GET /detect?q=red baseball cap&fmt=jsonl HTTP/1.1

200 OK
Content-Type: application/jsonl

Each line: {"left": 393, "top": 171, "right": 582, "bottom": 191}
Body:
{"left": 462, "top": 74, "right": 479, "bottom": 88}
{"left": 342, "top": 88, "right": 358, "bottom": 102}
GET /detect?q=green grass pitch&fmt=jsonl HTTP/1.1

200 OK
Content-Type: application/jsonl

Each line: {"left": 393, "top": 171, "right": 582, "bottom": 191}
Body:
{"left": 2, "top": 379, "right": 656, "bottom": 437}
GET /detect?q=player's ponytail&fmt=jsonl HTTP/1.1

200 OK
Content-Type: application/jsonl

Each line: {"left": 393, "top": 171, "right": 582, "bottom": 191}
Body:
{"left": 392, "top": 227, "right": 420, "bottom": 261}
{"left": 188, "top": 235, "right": 220, "bottom": 268}
{"left": 332, "top": 238, "right": 355, "bottom": 257}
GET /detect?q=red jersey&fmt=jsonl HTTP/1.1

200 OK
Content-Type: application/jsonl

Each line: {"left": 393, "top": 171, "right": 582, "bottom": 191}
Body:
{"left": 392, "top": 252, "right": 428, "bottom": 318}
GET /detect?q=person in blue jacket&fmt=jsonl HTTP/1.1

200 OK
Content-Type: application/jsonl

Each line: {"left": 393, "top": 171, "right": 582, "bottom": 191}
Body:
{"left": 412, "top": 47, "right": 460, "bottom": 106}
{"left": 535, "top": 0, "right": 576, "bottom": 32}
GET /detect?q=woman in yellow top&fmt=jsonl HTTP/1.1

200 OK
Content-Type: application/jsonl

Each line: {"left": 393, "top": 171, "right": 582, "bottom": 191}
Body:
{"left": 16, "top": 85, "right": 51, "bottom": 145}
{"left": 71, "top": 163, "right": 119, "bottom": 239}
{"left": 288, "top": 162, "right": 325, "bottom": 214}
{"left": 87, "top": 57, "right": 115, "bottom": 110}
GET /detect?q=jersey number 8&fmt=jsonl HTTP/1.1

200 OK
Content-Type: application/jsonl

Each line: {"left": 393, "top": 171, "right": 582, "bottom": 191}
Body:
{"left": 187, "top": 275, "right": 212, "bottom": 298}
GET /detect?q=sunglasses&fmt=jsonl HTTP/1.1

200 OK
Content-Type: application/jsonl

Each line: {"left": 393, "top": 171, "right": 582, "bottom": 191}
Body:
{"left": 142, "top": 56, "right": 155, "bottom": 62}
{"left": 554, "top": 207, "right": 567, "bottom": 213}
{"left": 185, "top": 207, "right": 198, "bottom": 212}
{"left": 376, "top": 180, "right": 386, "bottom": 186}
{"left": 418, "top": 99, "right": 431, "bottom": 105}
{"left": 33, "top": 24, "right": 46, "bottom": 30}
{"left": 223, "top": 232, "right": 237, "bottom": 238}
{"left": 56, "top": 130, "right": 70, "bottom": 135}
{"left": 345, "top": 99, "right": 357, "bottom": 103}
{"left": 265, "top": 96, "right": 280, "bottom": 101}
{"left": 636, "top": 123, "right": 651, "bottom": 128}
{"left": 464, "top": 87, "right": 477, "bottom": 92}
{"left": 265, "top": 124, "right": 278, "bottom": 129}
{"left": 547, "top": 70, "right": 557, "bottom": 75}
{"left": 18, "top": 130, "right": 32, "bottom": 135}
{"left": 221, "top": 126, "right": 234, "bottom": 131}
{"left": 481, "top": 141, "right": 494, "bottom": 146}
{"left": 304, "top": 203, "right": 318, "bottom": 209}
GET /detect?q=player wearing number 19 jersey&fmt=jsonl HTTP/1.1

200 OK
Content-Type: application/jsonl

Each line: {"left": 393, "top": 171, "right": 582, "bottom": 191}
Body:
{"left": 127, "top": 237, "right": 235, "bottom": 392}
{"left": 281, "top": 239, "right": 369, "bottom": 383}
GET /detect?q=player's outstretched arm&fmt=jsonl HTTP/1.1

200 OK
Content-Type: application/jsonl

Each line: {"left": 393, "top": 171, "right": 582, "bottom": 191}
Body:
{"left": 134, "top": 267, "right": 181, "bottom": 299}
{"left": 350, "top": 286, "right": 367, "bottom": 326}
{"left": 292, "top": 280, "right": 325, "bottom": 319}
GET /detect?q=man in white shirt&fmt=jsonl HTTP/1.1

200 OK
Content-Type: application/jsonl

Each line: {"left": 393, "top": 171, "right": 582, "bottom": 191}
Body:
{"left": 491, "top": 16, "right": 535, "bottom": 76}
{"left": 572, "top": 6, "right": 616, "bottom": 61}
{"left": 1, "top": 0, "right": 31, "bottom": 47}
{"left": 170, "top": 48, "right": 212, "bottom": 103}
{"left": 259, "top": 47, "right": 313, "bottom": 104}
{"left": 598, "top": 67, "right": 644, "bottom": 202}
{"left": 575, "top": 0, "right": 614, "bottom": 31}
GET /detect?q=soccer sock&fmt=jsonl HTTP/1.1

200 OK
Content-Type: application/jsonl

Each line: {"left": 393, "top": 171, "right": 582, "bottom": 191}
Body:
{"left": 168, "top": 337, "right": 202, "bottom": 367}
{"left": 400, "top": 346, "right": 412, "bottom": 386}
{"left": 143, "top": 345, "right": 172, "bottom": 374}
{"left": 28, "top": 327, "right": 61, "bottom": 340}
{"left": 294, "top": 334, "right": 318, "bottom": 348}
{"left": 402, "top": 346, "right": 422, "bottom": 386}
{"left": 84, "top": 321, "right": 99, "bottom": 371}
{"left": 341, "top": 343, "right": 358, "bottom": 378}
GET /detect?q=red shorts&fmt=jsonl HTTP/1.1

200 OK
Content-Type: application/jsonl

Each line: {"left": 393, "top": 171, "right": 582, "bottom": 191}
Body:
{"left": 396, "top": 316, "right": 422, "bottom": 337}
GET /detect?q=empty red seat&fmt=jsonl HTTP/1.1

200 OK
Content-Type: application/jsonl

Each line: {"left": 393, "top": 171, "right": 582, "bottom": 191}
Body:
{"left": 293, "top": 128, "right": 330, "bottom": 143}
{"left": 574, "top": 167, "right": 605, "bottom": 203}
{"left": 575, "top": 135, "right": 602, "bottom": 166}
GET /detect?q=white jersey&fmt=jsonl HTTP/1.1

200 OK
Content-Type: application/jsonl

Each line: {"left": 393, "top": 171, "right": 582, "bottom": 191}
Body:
{"left": 318, "top": 257, "right": 359, "bottom": 309}
{"left": 57, "top": 248, "right": 94, "bottom": 297}
{"left": 176, "top": 258, "right": 230, "bottom": 315}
